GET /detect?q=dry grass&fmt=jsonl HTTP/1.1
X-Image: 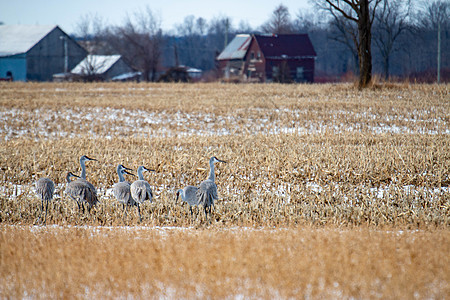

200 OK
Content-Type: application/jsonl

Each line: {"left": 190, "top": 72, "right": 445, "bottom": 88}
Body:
{"left": 0, "top": 82, "right": 449, "bottom": 298}
{"left": 1, "top": 226, "right": 448, "bottom": 299}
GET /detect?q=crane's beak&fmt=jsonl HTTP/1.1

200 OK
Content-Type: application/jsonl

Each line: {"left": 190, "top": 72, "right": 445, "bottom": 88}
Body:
{"left": 144, "top": 167, "right": 156, "bottom": 172}
{"left": 218, "top": 158, "right": 227, "bottom": 163}
{"left": 85, "top": 156, "right": 98, "bottom": 161}
{"left": 123, "top": 166, "right": 133, "bottom": 171}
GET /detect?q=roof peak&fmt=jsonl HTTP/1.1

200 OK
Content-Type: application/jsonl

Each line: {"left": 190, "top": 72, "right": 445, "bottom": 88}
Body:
{"left": 0, "top": 24, "right": 60, "bottom": 56}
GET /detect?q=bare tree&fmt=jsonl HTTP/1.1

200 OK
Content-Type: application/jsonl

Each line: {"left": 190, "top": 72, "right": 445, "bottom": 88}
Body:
{"left": 294, "top": 10, "right": 324, "bottom": 33}
{"left": 373, "top": 0, "right": 412, "bottom": 79}
{"left": 237, "top": 20, "right": 253, "bottom": 33}
{"left": 208, "top": 16, "right": 234, "bottom": 50}
{"left": 328, "top": 14, "right": 360, "bottom": 75}
{"left": 261, "top": 4, "right": 294, "bottom": 34}
{"left": 417, "top": 0, "right": 449, "bottom": 82}
{"left": 107, "top": 6, "right": 163, "bottom": 81}
{"left": 317, "top": 0, "right": 382, "bottom": 88}
{"left": 175, "top": 15, "right": 209, "bottom": 68}
{"left": 75, "top": 13, "right": 107, "bottom": 54}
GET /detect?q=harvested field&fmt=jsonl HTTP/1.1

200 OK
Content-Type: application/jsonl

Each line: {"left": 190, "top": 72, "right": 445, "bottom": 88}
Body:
{"left": 0, "top": 82, "right": 449, "bottom": 298}
{"left": 1, "top": 225, "right": 448, "bottom": 299}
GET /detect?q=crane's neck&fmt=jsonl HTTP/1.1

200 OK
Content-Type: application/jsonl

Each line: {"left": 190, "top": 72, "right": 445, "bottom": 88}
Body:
{"left": 137, "top": 167, "right": 145, "bottom": 180}
{"left": 208, "top": 160, "right": 215, "bottom": 182}
{"left": 117, "top": 169, "right": 125, "bottom": 182}
{"left": 178, "top": 189, "right": 185, "bottom": 201}
{"left": 80, "top": 159, "right": 87, "bottom": 179}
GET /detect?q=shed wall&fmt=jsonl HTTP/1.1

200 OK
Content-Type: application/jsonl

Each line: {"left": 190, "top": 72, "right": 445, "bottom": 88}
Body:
{"left": 0, "top": 54, "right": 26, "bottom": 81}
{"left": 104, "top": 59, "right": 135, "bottom": 80}
{"left": 27, "top": 27, "right": 86, "bottom": 81}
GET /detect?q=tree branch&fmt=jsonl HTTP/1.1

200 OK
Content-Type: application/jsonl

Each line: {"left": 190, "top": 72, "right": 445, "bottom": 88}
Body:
{"left": 324, "top": 0, "right": 359, "bottom": 22}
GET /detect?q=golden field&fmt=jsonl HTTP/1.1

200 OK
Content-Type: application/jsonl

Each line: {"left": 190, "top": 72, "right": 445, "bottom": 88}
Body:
{"left": 0, "top": 82, "right": 449, "bottom": 298}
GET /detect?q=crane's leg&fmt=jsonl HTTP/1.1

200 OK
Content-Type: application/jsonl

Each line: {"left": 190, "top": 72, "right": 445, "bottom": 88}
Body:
{"left": 44, "top": 200, "right": 49, "bottom": 225}
{"left": 37, "top": 199, "right": 44, "bottom": 224}
{"left": 137, "top": 204, "right": 142, "bottom": 223}
{"left": 122, "top": 204, "right": 128, "bottom": 220}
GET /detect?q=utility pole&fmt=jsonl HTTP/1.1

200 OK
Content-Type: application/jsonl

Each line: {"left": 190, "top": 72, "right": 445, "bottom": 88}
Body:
{"left": 173, "top": 43, "right": 179, "bottom": 67}
{"left": 60, "top": 36, "right": 68, "bottom": 73}
{"left": 224, "top": 18, "right": 229, "bottom": 49}
{"left": 437, "top": 19, "right": 441, "bottom": 83}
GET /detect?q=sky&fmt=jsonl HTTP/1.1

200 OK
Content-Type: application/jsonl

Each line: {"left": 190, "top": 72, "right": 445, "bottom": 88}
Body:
{"left": 1, "top": 0, "right": 313, "bottom": 35}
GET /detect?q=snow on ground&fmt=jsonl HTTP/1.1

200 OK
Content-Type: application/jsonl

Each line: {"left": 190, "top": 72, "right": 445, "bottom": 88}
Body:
{"left": 2, "top": 180, "right": 447, "bottom": 208}
{"left": 0, "top": 106, "right": 448, "bottom": 140}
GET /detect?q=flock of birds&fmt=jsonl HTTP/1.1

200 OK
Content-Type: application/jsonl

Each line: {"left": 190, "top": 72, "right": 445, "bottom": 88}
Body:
{"left": 35, "top": 155, "right": 227, "bottom": 224}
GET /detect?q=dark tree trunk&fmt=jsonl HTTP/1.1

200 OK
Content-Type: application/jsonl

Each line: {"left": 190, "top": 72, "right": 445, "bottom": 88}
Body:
{"left": 322, "top": 0, "right": 380, "bottom": 88}
{"left": 358, "top": 0, "right": 372, "bottom": 88}
{"left": 383, "top": 55, "right": 389, "bottom": 80}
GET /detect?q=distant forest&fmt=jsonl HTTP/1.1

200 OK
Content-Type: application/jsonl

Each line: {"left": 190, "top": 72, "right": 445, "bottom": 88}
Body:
{"left": 73, "top": 1, "right": 449, "bottom": 82}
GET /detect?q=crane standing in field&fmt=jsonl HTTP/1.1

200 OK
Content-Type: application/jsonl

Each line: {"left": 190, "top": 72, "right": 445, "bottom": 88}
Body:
{"left": 66, "top": 155, "right": 99, "bottom": 213}
{"left": 113, "top": 164, "right": 136, "bottom": 220}
{"left": 197, "top": 156, "right": 227, "bottom": 220}
{"left": 130, "top": 166, "right": 155, "bottom": 222}
{"left": 35, "top": 177, "right": 55, "bottom": 224}
{"left": 176, "top": 185, "right": 199, "bottom": 217}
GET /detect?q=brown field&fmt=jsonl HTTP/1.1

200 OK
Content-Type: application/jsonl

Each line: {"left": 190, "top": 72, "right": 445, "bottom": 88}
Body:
{"left": 0, "top": 82, "right": 449, "bottom": 298}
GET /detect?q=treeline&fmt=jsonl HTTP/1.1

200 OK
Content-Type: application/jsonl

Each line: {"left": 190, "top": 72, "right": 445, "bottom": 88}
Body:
{"left": 74, "top": 0, "right": 449, "bottom": 82}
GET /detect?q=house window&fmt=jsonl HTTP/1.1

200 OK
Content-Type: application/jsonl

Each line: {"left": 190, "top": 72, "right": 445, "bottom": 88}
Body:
{"left": 296, "top": 67, "right": 304, "bottom": 81}
{"left": 250, "top": 52, "right": 255, "bottom": 60}
{"left": 257, "top": 52, "right": 261, "bottom": 60}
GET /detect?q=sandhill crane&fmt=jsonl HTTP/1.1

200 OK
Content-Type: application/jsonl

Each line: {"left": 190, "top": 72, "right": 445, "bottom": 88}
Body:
{"left": 35, "top": 177, "right": 55, "bottom": 224}
{"left": 176, "top": 185, "right": 199, "bottom": 217}
{"left": 66, "top": 172, "right": 80, "bottom": 183}
{"left": 113, "top": 164, "right": 135, "bottom": 220}
{"left": 66, "top": 155, "right": 98, "bottom": 213}
{"left": 197, "top": 156, "right": 226, "bottom": 220}
{"left": 130, "top": 166, "right": 155, "bottom": 222}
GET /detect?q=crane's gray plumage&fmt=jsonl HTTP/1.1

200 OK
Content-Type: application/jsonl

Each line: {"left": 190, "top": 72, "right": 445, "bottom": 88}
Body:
{"left": 176, "top": 185, "right": 199, "bottom": 217}
{"left": 176, "top": 186, "right": 199, "bottom": 206}
{"left": 197, "top": 156, "right": 226, "bottom": 219}
{"left": 130, "top": 166, "right": 155, "bottom": 222}
{"left": 35, "top": 177, "right": 55, "bottom": 224}
{"left": 66, "top": 155, "right": 98, "bottom": 213}
{"left": 113, "top": 164, "right": 136, "bottom": 220}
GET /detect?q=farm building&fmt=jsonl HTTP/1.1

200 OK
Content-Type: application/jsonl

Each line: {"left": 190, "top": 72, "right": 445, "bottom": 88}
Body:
{"left": 216, "top": 34, "right": 316, "bottom": 83}
{"left": 0, "top": 25, "right": 87, "bottom": 81}
{"left": 70, "top": 55, "right": 137, "bottom": 81}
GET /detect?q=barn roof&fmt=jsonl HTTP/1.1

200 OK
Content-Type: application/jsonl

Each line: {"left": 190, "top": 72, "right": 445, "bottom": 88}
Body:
{"left": 216, "top": 34, "right": 252, "bottom": 60}
{"left": 71, "top": 55, "right": 122, "bottom": 75}
{"left": 254, "top": 34, "right": 316, "bottom": 58}
{"left": 0, "top": 24, "right": 57, "bottom": 56}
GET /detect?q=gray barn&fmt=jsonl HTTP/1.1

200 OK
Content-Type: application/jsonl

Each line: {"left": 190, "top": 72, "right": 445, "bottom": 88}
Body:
{"left": 70, "top": 55, "right": 137, "bottom": 81}
{"left": 0, "top": 25, "right": 87, "bottom": 81}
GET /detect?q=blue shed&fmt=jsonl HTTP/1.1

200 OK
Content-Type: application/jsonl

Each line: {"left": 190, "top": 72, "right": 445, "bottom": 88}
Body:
{"left": 0, "top": 25, "right": 87, "bottom": 81}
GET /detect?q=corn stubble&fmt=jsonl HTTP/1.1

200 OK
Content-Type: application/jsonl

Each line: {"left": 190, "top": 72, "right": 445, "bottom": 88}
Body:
{"left": 0, "top": 82, "right": 449, "bottom": 298}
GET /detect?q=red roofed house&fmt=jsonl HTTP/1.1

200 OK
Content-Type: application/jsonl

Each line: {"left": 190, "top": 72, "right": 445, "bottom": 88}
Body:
{"left": 216, "top": 34, "right": 316, "bottom": 83}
